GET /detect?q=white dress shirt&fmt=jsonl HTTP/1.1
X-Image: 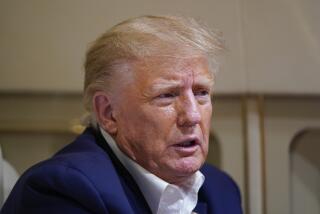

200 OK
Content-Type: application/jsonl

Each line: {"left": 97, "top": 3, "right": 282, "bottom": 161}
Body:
{"left": 100, "top": 128, "right": 205, "bottom": 214}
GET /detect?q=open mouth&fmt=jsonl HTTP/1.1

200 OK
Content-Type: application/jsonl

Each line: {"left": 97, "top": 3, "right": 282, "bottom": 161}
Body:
{"left": 175, "top": 140, "right": 197, "bottom": 148}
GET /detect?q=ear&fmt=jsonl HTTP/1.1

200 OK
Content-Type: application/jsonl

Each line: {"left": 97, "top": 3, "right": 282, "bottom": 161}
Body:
{"left": 93, "top": 91, "right": 117, "bottom": 134}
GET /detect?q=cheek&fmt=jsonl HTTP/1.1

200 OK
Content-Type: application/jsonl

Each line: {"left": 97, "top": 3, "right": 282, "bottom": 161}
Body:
{"left": 202, "top": 104, "right": 212, "bottom": 127}
{"left": 143, "top": 105, "right": 177, "bottom": 128}
{"left": 114, "top": 102, "right": 146, "bottom": 143}
{"left": 201, "top": 104, "right": 212, "bottom": 144}
{"left": 121, "top": 105, "right": 177, "bottom": 143}
{"left": 131, "top": 107, "right": 177, "bottom": 158}
{"left": 148, "top": 108, "right": 177, "bottom": 147}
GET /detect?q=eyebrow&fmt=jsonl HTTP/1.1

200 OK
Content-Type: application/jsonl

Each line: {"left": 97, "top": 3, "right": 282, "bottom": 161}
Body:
{"left": 150, "top": 80, "right": 181, "bottom": 92}
{"left": 193, "top": 77, "right": 214, "bottom": 88}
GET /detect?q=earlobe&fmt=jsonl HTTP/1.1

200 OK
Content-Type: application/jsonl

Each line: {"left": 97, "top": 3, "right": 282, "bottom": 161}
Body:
{"left": 93, "top": 92, "right": 117, "bottom": 134}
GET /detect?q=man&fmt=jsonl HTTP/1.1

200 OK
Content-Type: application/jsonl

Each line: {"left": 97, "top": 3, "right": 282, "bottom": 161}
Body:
{"left": 1, "top": 15, "right": 242, "bottom": 214}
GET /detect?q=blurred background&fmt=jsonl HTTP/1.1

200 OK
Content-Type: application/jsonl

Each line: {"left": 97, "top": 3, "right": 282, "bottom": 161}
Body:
{"left": 0, "top": 0, "right": 319, "bottom": 213}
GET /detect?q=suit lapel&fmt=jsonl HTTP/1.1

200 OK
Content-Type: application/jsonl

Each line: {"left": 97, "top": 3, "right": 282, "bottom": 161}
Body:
{"left": 194, "top": 201, "right": 208, "bottom": 214}
{"left": 94, "top": 129, "right": 152, "bottom": 214}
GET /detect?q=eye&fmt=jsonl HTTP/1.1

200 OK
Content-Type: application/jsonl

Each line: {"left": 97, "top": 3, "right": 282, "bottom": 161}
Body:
{"left": 194, "top": 89, "right": 210, "bottom": 97}
{"left": 152, "top": 92, "right": 178, "bottom": 106}
{"left": 157, "top": 92, "right": 177, "bottom": 99}
{"left": 194, "top": 88, "right": 211, "bottom": 104}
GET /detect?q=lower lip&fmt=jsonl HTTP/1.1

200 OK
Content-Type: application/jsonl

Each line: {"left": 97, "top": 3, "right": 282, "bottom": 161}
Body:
{"left": 172, "top": 144, "right": 200, "bottom": 155}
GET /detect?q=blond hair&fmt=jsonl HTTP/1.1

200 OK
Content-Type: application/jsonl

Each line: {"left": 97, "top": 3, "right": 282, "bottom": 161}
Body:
{"left": 83, "top": 15, "right": 225, "bottom": 127}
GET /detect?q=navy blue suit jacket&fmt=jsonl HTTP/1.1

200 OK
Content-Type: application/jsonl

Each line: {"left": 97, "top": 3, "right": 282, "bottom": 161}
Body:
{"left": 1, "top": 128, "right": 242, "bottom": 214}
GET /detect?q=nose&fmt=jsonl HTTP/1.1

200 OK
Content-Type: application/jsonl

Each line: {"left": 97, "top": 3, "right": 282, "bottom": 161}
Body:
{"left": 177, "top": 92, "right": 201, "bottom": 127}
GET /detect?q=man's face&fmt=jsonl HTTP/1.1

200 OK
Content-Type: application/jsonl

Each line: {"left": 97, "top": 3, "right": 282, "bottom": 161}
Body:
{"left": 111, "top": 56, "right": 213, "bottom": 184}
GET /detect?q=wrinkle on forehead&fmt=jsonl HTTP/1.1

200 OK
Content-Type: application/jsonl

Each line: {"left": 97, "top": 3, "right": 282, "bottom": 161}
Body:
{"left": 133, "top": 55, "right": 212, "bottom": 76}
{"left": 149, "top": 76, "right": 214, "bottom": 94}
{"left": 136, "top": 56, "right": 214, "bottom": 96}
{"left": 116, "top": 55, "right": 214, "bottom": 101}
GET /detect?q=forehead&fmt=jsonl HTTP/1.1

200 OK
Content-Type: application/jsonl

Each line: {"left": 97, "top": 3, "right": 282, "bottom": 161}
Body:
{"left": 131, "top": 56, "right": 213, "bottom": 84}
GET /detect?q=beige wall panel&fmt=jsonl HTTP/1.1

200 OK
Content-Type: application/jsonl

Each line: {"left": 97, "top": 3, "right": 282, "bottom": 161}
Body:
{"left": 264, "top": 98, "right": 320, "bottom": 214}
{"left": 0, "top": 133, "right": 74, "bottom": 174}
{"left": 244, "top": 0, "right": 320, "bottom": 93}
{"left": 210, "top": 98, "right": 246, "bottom": 210}
{"left": 291, "top": 130, "right": 320, "bottom": 214}
{"left": 0, "top": 0, "right": 246, "bottom": 93}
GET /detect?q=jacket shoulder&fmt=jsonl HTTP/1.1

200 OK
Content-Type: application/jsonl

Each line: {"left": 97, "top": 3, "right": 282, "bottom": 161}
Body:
{"left": 1, "top": 160, "right": 108, "bottom": 214}
{"left": 1, "top": 128, "right": 112, "bottom": 214}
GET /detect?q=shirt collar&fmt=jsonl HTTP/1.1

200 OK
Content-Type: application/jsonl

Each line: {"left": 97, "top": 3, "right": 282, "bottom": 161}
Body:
{"left": 100, "top": 127, "right": 205, "bottom": 214}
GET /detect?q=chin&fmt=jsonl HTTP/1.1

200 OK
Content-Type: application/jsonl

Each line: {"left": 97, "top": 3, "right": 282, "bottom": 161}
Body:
{"left": 172, "top": 156, "right": 204, "bottom": 176}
